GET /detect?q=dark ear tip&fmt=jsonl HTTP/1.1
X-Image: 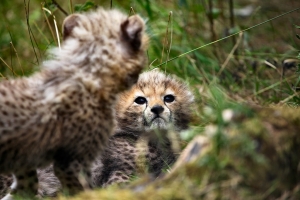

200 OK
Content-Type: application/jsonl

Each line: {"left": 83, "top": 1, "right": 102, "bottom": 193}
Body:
{"left": 121, "top": 15, "right": 145, "bottom": 51}
{"left": 121, "top": 19, "right": 129, "bottom": 32}
{"left": 62, "top": 14, "right": 80, "bottom": 40}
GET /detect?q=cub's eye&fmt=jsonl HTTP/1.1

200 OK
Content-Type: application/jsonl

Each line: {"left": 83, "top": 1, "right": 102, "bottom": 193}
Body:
{"left": 164, "top": 94, "right": 175, "bottom": 103}
{"left": 134, "top": 96, "right": 147, "bottom": 105}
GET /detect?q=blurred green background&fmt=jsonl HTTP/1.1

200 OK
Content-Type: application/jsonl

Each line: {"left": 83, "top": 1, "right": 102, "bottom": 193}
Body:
{"left": 1, "top": 0, "right": 300, "bottom": 106}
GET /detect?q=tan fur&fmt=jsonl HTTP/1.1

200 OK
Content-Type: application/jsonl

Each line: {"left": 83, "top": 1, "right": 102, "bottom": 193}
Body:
{"left": 0, "top": 7, "right": 147, "bottom": 198}
{"left": 116, "top": 69, "right": 194, "bottom": 132}
{"left": 35, "top": 70, "right": 195, "bottom": 190}
{"left": 94, "top": 69, "right": 194, "bottom": 186}
{"left": 0, "top": 70, "right": 194, "bottom": 197}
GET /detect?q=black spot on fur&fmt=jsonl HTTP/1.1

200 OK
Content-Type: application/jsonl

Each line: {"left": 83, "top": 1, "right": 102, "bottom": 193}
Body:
{"left": 0, "top": 90, "right": 7, "bottom": 96}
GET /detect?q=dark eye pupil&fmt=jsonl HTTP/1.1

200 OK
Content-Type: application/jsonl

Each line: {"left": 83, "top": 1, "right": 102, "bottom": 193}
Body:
{"left": 134, "top": 97, "right": 147, "bottom": 105}
{"left": 164, "top": 95, "right": 175, "bottom": 103}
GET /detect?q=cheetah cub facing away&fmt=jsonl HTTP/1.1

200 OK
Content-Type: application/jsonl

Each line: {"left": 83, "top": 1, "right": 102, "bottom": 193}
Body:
{"left": 0, "top": 8, "right": 148, "bottom": 199}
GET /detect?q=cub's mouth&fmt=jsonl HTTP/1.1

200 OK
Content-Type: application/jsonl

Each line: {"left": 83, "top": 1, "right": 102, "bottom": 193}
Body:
{"left": 149, "top": 117, "right": 167, "bottom": 129}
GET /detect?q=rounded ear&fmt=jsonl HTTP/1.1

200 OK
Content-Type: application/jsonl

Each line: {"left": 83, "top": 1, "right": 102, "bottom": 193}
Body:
{"left": 62, "top": 14, "right": 81, "bottom": 40}
{"left": 121, "top": 15, "right": 145, "bottom": 52}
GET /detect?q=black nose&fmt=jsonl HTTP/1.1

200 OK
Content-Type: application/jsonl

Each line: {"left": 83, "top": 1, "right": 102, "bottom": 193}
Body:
{"left": 151, "top": 105, "right": 164, "bottom": 115}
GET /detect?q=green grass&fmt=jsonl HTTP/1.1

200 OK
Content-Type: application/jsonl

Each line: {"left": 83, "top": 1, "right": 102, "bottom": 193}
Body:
{"left": 2, "top": 0, "right": 299, "bottom": 103}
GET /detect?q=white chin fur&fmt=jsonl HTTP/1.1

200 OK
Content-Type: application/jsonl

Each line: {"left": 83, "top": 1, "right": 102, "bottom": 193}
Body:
{"left": 149, "top": 118, "right": 167, "bottom": 129}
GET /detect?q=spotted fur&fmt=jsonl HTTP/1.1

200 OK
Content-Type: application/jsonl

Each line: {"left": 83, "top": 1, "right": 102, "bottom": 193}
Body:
{"left": 94, "top": 69, "right": 194, "bottom": 186}
{"left": 0, "top": 70, "right": 193, "bottom": 197}
{"left": 0, "top": 7, "right": 147, "bottom": 199}
{"left": 115, "top": 69, "right": 194, "bottom": 132}
{"left": 0, "top": 175, "right": 12, "bottom": 198}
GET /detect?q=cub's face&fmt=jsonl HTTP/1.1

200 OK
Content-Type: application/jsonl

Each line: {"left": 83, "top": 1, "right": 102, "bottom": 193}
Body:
{"left": 116, "top": 70, "right": 194, "bottom": 132}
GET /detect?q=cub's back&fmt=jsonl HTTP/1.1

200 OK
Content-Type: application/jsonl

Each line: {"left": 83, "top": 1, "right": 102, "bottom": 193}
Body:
{"left": 0, "top": 7, "right": 148, "bottom": 198}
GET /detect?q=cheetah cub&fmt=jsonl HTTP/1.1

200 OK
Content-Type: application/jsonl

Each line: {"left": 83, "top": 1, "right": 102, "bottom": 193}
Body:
{"left": 37, "top": 70, "right": 195, "bottom": 191}
{"left": 0, "top": 7, "right": 148, "bottom": 199}
{"left": 93, "top": 69, "right": 194, "bottom": 186}
{"left": 0, "top": 70, "right": 194, "bottom": 197}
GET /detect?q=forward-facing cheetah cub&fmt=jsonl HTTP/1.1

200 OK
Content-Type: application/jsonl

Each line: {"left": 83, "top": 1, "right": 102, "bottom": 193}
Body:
{"left": 93, "top": 69, "right": 194, "bottom": 186}
{"left": 0, "top": 7, "right": 148, "bottom": 199}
